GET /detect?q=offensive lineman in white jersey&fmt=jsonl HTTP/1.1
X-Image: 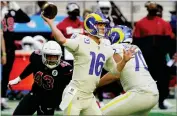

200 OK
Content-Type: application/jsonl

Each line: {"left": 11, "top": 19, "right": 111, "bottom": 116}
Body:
{"left": 99, "top": 25, "right": 159, "bottom": 116}
{"left": 41, "top": 11, "right": 135, "bottom": 115}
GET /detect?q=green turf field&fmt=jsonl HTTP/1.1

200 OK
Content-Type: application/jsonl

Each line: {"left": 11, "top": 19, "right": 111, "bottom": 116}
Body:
{"left": 1, "top": 99, "right": 176, "bottom": 116}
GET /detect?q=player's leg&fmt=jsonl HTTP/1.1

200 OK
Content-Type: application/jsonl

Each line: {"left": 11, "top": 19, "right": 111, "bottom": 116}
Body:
{"left": 61, "top": 85, "right": 82, "bottom": 115}
{"left": 81, "top": 96, "right": 102, "bottom": 115}
{"left": 1, "top": 52, "right": 15, "bottom": 108}
{"left": 63, "top": 100, "right": 81, "bottom": 115}
{"left": 13, "top": 92, "right": 38, "bottom": 115}
{"left": 101, "top": 92, "right": 135, "bottom": 115}
{"left": 37, "top": 106, "right": 55, "bottom": 115}
{"left": 36, "top": 97, "right": 57, "bottom": 115}
{"left": 101, "top": 92, "right": 158, "bottom": 115}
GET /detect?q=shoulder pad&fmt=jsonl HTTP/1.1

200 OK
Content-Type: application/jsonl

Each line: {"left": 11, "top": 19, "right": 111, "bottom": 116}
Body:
{"left": 101, "top": 39, "right": 111, "bottom": 46}
{"left": 111, "top": 44, "right": 124, "bottom": 54}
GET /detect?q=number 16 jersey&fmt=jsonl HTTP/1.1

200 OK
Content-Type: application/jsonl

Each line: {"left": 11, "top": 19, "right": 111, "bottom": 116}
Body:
{"left": 63, "top": 33, "right": 119, "bottom": 93}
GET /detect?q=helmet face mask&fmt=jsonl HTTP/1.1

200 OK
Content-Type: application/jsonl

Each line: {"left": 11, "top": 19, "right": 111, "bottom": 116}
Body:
{"left": 98, "top": 1, "right": 112, "bottom": 18}
{"left": 42, "top": 41, "right": 62, "bottom": 69}
{"left": 67, "top": 3, "right": 80, "bottom": 20}
{"left": 42, "top": 54, "right": 61, "bottom": 69}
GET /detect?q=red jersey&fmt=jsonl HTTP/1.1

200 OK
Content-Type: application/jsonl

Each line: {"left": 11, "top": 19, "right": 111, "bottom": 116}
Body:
{"left": 133, "top": 16, "right": 173, "bottom": 38}
{"left": 56, "top": 17, "right": 84, "bottom": 38}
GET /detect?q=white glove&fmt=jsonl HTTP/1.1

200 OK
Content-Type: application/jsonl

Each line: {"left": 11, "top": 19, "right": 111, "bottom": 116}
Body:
{"left": 9, "top": 2, "right": 20, "bottom": 11}
{"left": 8, "top": 76, "right": 21, "bottom": 85}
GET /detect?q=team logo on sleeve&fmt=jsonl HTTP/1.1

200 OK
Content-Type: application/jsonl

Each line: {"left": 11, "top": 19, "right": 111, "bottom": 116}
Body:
{"left": 70, "top": 33, "right": 77, "bottom": 39}
{"left": 84, "top": 38, "right": 90, "bottom": 44}
{"left": 52, "top": 70, "right": 58, "bottom": 76}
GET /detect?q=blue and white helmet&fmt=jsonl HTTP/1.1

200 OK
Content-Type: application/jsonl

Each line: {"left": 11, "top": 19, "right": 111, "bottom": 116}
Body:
{"left": 108, "top": 25, "right": 133, "bottom": 44}
{"left": 84, "top": 10, "right": 109, "bottom": 37}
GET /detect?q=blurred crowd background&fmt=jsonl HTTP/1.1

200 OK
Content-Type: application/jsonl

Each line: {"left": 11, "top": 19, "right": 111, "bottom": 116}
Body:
{"left": 1, "top": 0, "right": 176, "bottom": 112}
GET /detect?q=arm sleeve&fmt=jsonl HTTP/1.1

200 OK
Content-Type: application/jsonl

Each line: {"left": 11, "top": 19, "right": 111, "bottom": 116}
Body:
{"left": 19, "top": 63, "right": 33, "bottom": 79}
{"left": 164, "top": 22, "right": 175, "bottom": 39}
{"left": 104, "top": 56, "right": 119, "bottom": 75}
{"left": 133, "top": 22, "right": 141, "bottom": 38}
{"left": 14, "top": 9, "right": 30, "bottom": 23}
{"left": 61, "top": 61, "right": 73, "bottom": 83}
{"left": 63, "top": 33, "right": 80, "bottom": 53}
{"left": 62, "top": 61, "right": 73, "bottom": 76}
{"left": 64, "top": 66, "right": 73, "bottom": 76}
{"left": 19, "top": 52, "right": 35, "bottom": 79}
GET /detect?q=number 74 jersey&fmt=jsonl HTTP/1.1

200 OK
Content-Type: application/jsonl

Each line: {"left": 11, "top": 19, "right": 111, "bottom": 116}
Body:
{"left": 111, "top": 43, "right": 156, "bottom": 92}
{"left": 63, "top": 34, "right": 119, "bottom": 93}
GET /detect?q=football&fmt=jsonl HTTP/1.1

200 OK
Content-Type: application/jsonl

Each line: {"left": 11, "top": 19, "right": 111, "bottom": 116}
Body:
{"left": 42, "top": 2, "right": 58, "bottom": 19}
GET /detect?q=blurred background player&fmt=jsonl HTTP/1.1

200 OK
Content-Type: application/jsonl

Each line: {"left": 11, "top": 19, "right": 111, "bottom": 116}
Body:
{"left": 8, "top": 41, "right": 73, "bottom": 115}
{"left": 133, "top": 1, "right": 173, "bottom": 109}
{"left": 42, "top": 9, "right": 134, "bottom": 115}
{"left": 21, "top": 35, "right": 46, "bottom": 51}
{"left": 56, "top": 2, "right": 84, "bottom": 66}
{"left": 99, "top": 25, "right": 159, "bottom": 116}
{"left": 1, "top": 29, "right": 7, "bottom": 66}
{"left": 1, "top": 1, "right": 30, "bottom": 110}
{"left": 21, "top": 36, "right": 36, "bottom": 51}
{"left": 83, "top": 9, "right": 92, "bottom": 22}
{"left": 156, "top": 3, "right": 176, "bottom": 103}
{"left": 56, "top": 2, "right": 84, "bottom": 38}
{"left": 98, "top": 0, "right": 132, "bottom": 28}
{"left": 35, "top": 1, "right": 48, "bottom": 15}
{"left": 156, "top": 3, "right": 175, "bottom": 39}
{"left": 1, "top": 30, "right": 7, "bottom": 109}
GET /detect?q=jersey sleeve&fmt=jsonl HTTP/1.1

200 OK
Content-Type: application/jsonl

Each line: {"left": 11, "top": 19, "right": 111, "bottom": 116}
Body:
{"left": 104, "top": 56, "right": 119, "bottom": 75}
{"left": 60, "top": 60, "right": 73, "bottom": 84}
{"left": 29, "top": 51, "right": 40, "bottom": 63}
{"left": 104, "top": 48, "right": 119, "bottom": 75}
{"left": 19, "top": 51, "right": 36, "bottom": 79}
{"left": 111, "top": 44, "right": 124, "bottom": 58}
{"left": 133, "top": 22, "right": 141, "bottom": 38}
{"left": 164, "top": 21, "right": 175, "bottom": 39}
{"left": 63, "top": 33, "right": 80, "bottom": 53}
{"left": 19, "top": 63, "right": 33, "bottom": 79}
{"left": 60, "top": 60, "right": 73, "bottom": 76}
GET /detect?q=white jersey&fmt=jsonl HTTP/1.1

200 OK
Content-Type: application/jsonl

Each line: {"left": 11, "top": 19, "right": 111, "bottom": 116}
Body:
{"left": 63, "top": 33, "right": 118, "bottom": 93}
{"left": 111, "top": 43, "right": 158, "bottom": 93}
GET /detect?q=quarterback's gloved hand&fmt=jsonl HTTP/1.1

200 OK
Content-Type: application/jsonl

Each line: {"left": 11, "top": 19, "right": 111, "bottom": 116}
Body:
{"left": 8, "top": 76, "right": 21, "bottom": 86}
{"left": 9, "top": 2, "right": 20, "bottom": 11}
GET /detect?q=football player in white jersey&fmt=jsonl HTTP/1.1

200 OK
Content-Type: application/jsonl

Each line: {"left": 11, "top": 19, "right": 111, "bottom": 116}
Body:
{"left": 41, "top": 11, "right": 134, "bottom": 115}
{"left": 99, "top": 25, "right": 159, "bottom": 116}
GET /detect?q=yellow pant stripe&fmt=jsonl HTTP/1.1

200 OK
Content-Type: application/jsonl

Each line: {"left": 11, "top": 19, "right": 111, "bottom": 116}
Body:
{"left": 67, "top": 102, "right": 72, "bottom": 115}
{"left": 101, "top": 92, "right": 131, "bottom": 111}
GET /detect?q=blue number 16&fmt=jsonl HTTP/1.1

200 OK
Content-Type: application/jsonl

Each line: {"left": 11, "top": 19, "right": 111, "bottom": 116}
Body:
{"left": 89, "top": 52, "right": 105, "bottom": 76}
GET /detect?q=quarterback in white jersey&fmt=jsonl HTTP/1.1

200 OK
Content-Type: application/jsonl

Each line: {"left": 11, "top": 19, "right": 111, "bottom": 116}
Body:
{"left": 99, "top": 25, "right": 159, "bottom": 116}
{"left": 41, "top": 11, "right": 134, "bottom": 115}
